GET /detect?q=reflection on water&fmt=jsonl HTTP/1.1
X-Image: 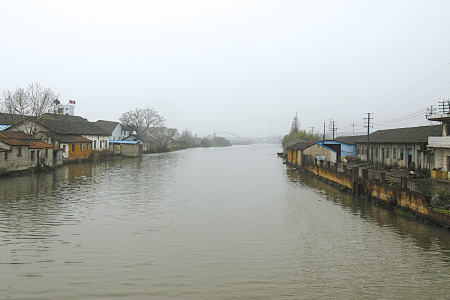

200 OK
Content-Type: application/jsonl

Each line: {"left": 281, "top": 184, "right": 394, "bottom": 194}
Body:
{"left": 1, "top": 144, "right": 450, "bottom": 299}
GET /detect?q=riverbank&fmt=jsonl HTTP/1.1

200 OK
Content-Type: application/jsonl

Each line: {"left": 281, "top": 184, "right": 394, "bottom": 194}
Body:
{"left": 285, "top": 157, "right": 450, "bottom": 229}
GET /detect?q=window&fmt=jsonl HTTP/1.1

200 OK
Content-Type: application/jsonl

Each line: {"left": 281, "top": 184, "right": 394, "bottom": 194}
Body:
{"left": 386, "top": 148, "right": 390, "bottom": 158}
{"left": 400, "top": 148, "right": 404, "bottom": 160}
{"left": 87, "top": 144, "right": 90, "bottom": 151}
{"left": 375, "top": 147, "right": 378, "bottom": 160}
{"left": 4, "top": 152, "right": 8, "bottom": 160}
{"left": 100, "top": 140, "right": 102, "bottom": 149}
{"left": 393, "top": 148, "right": 397, "bottom": 159}
{"left": 17, "top": 147, "right": 22, "bottom": 157}
{"left": 31, "top": 151, "right": 35, "bottom": 160}
{"left": 357, "top": 146, "right": 360, "bottom": 155}
{"left": 94, "top": 140, "right": 97, "bottom": 149}
{"left": 362, "top": 146, "right": 365, "bottom": 156}
{"left": 45, "top": 149, "right": 48, "bottom": 157}
{"left": 63, "top": 145, "right": 66, "bottom": 153}
{"left": 80, "top": 144, "right": 83, "bottom": 151}
{"left": 72, "top": 144, "right": 75, "bottom": 152}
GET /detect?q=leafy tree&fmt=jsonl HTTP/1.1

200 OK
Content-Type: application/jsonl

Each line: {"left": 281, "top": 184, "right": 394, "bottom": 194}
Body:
{"left": 290, "top": 112, "right": 300, "bottom": 135}
{"left": 283, "top": 130, "right": 321, "bottom": 143}
{"left": 119, "top": 107, "right": 165, "bottom": 135}
{"left": 1, "top": 82, "right": 59, "bottom": 137}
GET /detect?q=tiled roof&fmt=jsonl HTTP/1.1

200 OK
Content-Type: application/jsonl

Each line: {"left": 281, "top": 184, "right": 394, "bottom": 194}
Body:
{"left": 44, "top": 132, "right": 93, "bottom": 143}
{"left": 21, "top": 140, "right": 54, "bottom": 149}
{"left": 0, "top": 113, "right": 24, "bottom": 125}
{"left": 37, "top": 119, "right": 110, "bottom": 135}
{"left": 287, "top": 141, "right": 317, "bottom": 150}
{"left": 334, "top": 135, "right": 365, "bottom": 145}
{"left": 354, "top": 125, "right": 441, "bottom": 144}
{"left": 0, "top": 131, "right": 54, "bottom": 148}
{"left": 95, "top": 120, "right": 120, "bottom": 134}
{"left": 126, "top": 133, "right": 159, "bottom": 143}
{"left": 0, "top": 137, "right": 28, "bottom": 146}
{"left": 41, "top": 113, "right": 89, "bottom": 123}
{"left": 0, "top": 131, "right": 34, "bottom": 139}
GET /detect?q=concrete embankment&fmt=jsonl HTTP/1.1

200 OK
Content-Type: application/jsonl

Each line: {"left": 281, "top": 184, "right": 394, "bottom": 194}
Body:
{"left": 291, "top": 159, "right": 450, "bottom": 228}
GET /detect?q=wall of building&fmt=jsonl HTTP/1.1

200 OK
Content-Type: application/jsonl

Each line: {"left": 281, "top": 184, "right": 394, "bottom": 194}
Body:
{"left": 0, "top": 144, "right": 30, "bottom": 173}
{"left": 303, "top": 144, "right": 337, "bottom": 163}
{"left": 120, "top": 144, "right": 141, "bottom": 157}
{"left": 68, "top": 143, "right": 92, "bottom": 160}
{"left": 356, "top": 143, "right": 428, "bottom": 169}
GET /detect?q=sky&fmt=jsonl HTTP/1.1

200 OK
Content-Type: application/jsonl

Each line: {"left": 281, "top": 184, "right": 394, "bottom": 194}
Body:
{"left": 1, "top": 0, "right": 450, "bottom": 138}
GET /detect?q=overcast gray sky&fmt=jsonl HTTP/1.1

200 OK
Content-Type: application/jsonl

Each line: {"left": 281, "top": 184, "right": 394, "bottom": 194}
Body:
{"left": 1, "top": 0, "right": 450, "bottom": 138}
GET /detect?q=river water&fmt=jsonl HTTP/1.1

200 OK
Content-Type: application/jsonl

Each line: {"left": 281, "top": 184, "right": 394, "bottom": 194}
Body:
{"left": 1, "top": 144, "right": 450, "bottom": 299}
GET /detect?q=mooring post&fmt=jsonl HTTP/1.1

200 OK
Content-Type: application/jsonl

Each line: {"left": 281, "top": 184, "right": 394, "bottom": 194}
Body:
{"left": 401, "top": 177, "right": 408, "bottom": 190}
{"left": 351, "top": 167, "right": 360, "bottom": 195}
{"left": 353, "top": 167, "right": 360, "bottom": 182}
{"left": 380, "top": 172, "right": 385, "bottom": 183}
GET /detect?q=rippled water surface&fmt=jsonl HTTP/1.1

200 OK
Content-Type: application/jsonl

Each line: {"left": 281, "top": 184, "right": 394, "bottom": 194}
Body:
{"left": 1, "top": 144, "right": 450, "bottom": 299}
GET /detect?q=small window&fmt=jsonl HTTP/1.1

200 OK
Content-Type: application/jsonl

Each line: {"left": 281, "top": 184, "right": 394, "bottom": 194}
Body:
{"left": 100, "top": 140, "right": 103, "bottom": 149}
{"left": 63, "top": 145, "right": 66, "bottom": 153}
{"left": 386, "top": 148, "right": 390, "bottom": 158}
{"left": 72, "top": 144, "right": 75, "bottom": 152}
{"left": 31, "top": 151, "right": 35, "bottom": 160}
{"left": 400, "top": 148, "right": 404, "bottom": 160}
{"left": 94, "top": 140, "right": 97, "bottom": 149}
{"left": 4, "top": 152, "right": 8, "bottom": 160}
{"left": 393, "top": 148, "right": 397, "bottom": 159}
{"left": 45, "top": 149, "right": 48, "bottom": 157}
{"left": 80, "top": 144, "right": 83, "bottom": 151}
{"left": 87, "top": 144, "right": 90, "bottom": 151}
{"left": 17, "top": 147, "right": 22, "bottom": 157}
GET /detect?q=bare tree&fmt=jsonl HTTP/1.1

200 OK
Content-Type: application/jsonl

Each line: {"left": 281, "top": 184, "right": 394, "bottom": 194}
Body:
{"left": 119, "top": 107, "right": 165, "bottom": 135}
{"left": 1, "top": 82, "right": 59, "bottom": 136}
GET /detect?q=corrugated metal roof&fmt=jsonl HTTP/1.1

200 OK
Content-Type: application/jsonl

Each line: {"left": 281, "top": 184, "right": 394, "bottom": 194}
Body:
{"left": 0, "top": 125, "right": 11, "bottom": 130}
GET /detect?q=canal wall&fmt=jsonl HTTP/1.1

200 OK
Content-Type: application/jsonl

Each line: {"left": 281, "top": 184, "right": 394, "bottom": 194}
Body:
{"left": 294, "top": 158, "right": 450, "bottom": 228}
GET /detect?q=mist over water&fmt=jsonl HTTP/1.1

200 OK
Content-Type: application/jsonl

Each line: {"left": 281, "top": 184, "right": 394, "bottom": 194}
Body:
{"left": 1, "top": 144, "right": 450, "bottom": 299}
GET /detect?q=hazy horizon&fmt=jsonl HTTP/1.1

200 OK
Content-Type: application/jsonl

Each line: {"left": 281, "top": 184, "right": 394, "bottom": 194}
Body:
{"left": 1, "top": 1, "right": 449, "bottom": 138}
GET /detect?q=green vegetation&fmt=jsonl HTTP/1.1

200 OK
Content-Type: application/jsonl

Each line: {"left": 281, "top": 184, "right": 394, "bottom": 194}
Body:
{"left": 200, "top": 136, "right": 232, "bottom": 147}
{"left": 283, "top": 130, "right": 322, "bottom": 143}
{"left": 282, "top": 112, "right": 321, "bottom": 143}
{"left": 415, "top": 178, "right": 436, "bottom": 197}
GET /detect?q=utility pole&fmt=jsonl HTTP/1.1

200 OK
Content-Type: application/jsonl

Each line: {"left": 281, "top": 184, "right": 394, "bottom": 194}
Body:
{"left": 330, "top": 120, "right": 337, "bottom": 140}
{"left": 351, "top": 123, "right": 356, "bottom": 136}
{"left": 323, "top": 122, "right": 326, "bottom": 141}
{"left": 364, "top": 113, "right": 373, "bottom": 162}
{"left": 310, "top": 127, "right": 315, "bottom": 135}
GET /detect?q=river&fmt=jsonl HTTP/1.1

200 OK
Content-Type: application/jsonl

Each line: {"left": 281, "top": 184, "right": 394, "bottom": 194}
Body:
{"left": 1, "top": 144, "right": 450, "bottom": 299}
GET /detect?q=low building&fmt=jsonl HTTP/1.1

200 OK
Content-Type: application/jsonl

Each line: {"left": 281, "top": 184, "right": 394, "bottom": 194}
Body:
{"left": 317, "top": 136, "right": 360, "bottom": 161}
{"left": 426, "top": 114, "right": 450, "bottom": 174}
{"left": 354, "top": 125, "right": 441, "bottom": 170}
{"left": 43, "top": 132, "right": 93, "bottom": 160}
{"left": 124, "top": 133, "right": 159, "bottom": 153}
{"left": 110, "top": 140, "right": 142, "bottom": 157}
{"left": 0, "top": 131, "right": 58, "bottom": 174}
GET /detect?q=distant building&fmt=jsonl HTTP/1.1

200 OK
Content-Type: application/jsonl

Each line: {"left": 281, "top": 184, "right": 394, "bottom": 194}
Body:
{"left": 54, "top": 100, "right": 75, "bottom": 116}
